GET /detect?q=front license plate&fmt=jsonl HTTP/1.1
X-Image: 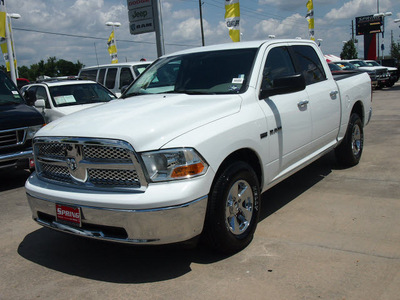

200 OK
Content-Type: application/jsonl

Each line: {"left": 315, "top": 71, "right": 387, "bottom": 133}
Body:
{"left": 56, "top": 204, "right": 82, "bottom": 227}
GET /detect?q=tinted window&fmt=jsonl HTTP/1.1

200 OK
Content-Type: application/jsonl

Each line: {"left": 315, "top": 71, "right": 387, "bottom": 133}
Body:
{"left": 79, "top": 69, "right": 97, "bottom": 81}
{"left": 261, "top": 46, "right": 296, "bottom": 90}
{"left": 0, "top": 71, "right": 24, "bottom": 105}
{"left": 292, "top": 45, "right": 326, "bottom": 85}
{"left": 98, "top": 69, "right": 106, "bottom": 85}
{"left": 119, "top": 68, "right": 134, "bottom": 88}
{"left": 105, "top": 68, "right": 117, "bottom": 89}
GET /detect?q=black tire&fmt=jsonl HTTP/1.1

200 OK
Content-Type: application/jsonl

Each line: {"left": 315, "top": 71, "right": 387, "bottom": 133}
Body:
{"left": 202, "top": 161, "right": 260, "bottom": 254}
{"left": 335, "top": 113, "right": 364, "bottom": 167}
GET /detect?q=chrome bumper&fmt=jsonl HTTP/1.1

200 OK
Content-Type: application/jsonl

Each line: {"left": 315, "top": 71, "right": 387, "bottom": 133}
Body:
{"left": 0, "top": 149, "right": 33, "bottom": 169}
{"left": 26, "top": 193, "right": 208, "bottom": 245}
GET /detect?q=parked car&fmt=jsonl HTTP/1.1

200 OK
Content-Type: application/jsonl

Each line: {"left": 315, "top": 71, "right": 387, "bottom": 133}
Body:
{"left": 0, "top": 70, "right": 44, "bottom": 171}
{"left": 345, "top": 59, "right": 389, "bottom": 89}
{"left": 23, "top": 80, "right": 117, "bottom": 123}
{"left": 365, "top": 60, "right": 398, "bottom": 87}
{"left": 78, "top": 61, "right": 152, "bottom": 97}
{"left": 26, "top": 39, "right": 372, "bottom": 253}
{"left": 332, "top": 61, "right": 375, "bottom": 86}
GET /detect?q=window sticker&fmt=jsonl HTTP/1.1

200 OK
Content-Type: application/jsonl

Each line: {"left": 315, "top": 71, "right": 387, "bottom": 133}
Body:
{"left": 54, "top": 95, "right": 76, "bottom": 105}
{"left": 232, "top": 78, "right": 244, "bottom": 84}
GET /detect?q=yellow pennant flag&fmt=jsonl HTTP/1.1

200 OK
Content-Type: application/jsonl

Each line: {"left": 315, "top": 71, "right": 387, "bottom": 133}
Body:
{"left": 0, "top": 11, "right": 6, "bottom": 38}
{"left": 306, "top": 0, "right": 315, "bottom": 41}
{"left": 225, "top": 0, "right": 240, "bottom": 42}
{"left": 107, "top": 30, "right": 118, "bottom": 64}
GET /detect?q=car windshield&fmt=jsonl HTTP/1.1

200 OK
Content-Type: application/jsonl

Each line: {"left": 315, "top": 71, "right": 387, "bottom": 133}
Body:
{"left": 0, "top": 72, "right": 24, "bottom": 105}
{"left": 123, "top": 48, "right": 258, "bottom": 97}
{"left": 352, "top": 60, "right": 368, "bottom": 67}
{"left": 335, "top": 62, "right": 357, "bottom": 70}
{"left": 366, "top": 61, "right": 380, "bottom": 67}
{"left": 49, "top": 83, "right": 116, "bottom": 107}
{"left": 329, "top": 63, "right": 342, "bottom": 71}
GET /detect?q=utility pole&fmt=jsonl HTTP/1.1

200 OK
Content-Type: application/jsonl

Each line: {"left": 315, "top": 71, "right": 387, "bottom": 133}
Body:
{"left": 198, "top": 0, "right": 205, "bottom": 46}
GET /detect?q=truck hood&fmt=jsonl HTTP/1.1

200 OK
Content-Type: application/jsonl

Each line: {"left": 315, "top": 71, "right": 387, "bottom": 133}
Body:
{"left": 36, "top": 94, "right": 242, "bottom": 151}
{"left": 49, "top": 102, "right": 108, "bottom": 116}
{"left": 0, "top": 103, "right": 44, "bottom": 130}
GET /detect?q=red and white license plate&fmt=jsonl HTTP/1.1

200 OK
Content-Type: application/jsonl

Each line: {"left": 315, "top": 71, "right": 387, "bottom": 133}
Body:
{"left": 56, "top": 204, "right": 81, "bottom": 227}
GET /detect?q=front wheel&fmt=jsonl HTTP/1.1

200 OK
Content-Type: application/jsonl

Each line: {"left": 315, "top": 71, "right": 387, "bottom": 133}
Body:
{"left": 202, "top": 161, "right": 260, "bottom": 254}
{"left": 335, "top": 113, "right": 364, "bottom": 167}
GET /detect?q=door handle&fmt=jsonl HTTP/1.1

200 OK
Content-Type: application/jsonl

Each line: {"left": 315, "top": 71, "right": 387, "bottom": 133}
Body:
{"left": 297, "top": 100, "right": 309, "bottom": 108}
{"left": 330, "top": 90, "right": 339, "bottom": 98}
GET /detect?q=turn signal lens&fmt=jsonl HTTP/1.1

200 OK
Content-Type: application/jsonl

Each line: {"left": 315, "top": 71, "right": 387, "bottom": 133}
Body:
{"left": 171, "top": 163, "right": 205, "bottom": 178}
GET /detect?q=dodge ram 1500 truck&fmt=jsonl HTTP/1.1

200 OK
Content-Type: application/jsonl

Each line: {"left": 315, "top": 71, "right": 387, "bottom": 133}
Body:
{"left": 25, "top": 39, "right": 372, "bottom": 253}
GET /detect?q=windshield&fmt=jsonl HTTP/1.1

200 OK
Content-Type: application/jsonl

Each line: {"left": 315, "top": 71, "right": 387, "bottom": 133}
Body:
{"left": 0, "top": 72, "right": 24, "bottom": 105}
{"left": 49, "top": 83, "right": 116, "bottom": 107}
{"left": 365, "top": 61, "right": 380, "bottom": 67}
{"left": 351, "top": 60, "right": 368, "bottom": 67}
{"left": 334, "top": 62, "right": 357, "bottom": 70}
{"left": 123, "top": 48, "right": 258, "bottom": 97}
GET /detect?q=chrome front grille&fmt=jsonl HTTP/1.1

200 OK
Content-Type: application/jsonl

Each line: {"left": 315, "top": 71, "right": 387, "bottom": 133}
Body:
{"left": 34, "top": 137, "right": 147, "bottom": 191}
{"left": 0, "top": 128, "right": 26, "bottom": 149}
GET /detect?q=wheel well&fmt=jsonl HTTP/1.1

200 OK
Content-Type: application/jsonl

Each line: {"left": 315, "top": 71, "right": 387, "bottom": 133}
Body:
{"left": 351, "top": 101, "right": 364, "bottom": 124}
{"left": 214, "top": 148, "right": 263, "bottom": 190}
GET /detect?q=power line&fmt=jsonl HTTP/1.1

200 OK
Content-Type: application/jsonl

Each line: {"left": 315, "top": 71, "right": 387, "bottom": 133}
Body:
{"left": 13, "top": 27, "right": 199, "bottom": 48}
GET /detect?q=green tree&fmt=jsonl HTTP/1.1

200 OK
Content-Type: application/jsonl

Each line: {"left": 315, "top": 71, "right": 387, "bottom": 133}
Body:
{"left": 16, "top": 58, "right": 85, "bottom": 81}
{"left": 391, "top": 42, "right": 400, "bottom": 60}
{"left": 340, "top": 40, "right": 358, "bottom": 59}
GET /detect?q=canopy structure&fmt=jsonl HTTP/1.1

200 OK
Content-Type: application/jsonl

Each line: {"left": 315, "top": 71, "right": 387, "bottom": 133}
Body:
{"left": 324, "top": 54, "right": 341, "bottom": 62}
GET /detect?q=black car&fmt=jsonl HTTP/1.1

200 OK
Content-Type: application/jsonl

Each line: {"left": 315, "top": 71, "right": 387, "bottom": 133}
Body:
{"left": 0, "top": 71, "right": 45, "bottom": 171}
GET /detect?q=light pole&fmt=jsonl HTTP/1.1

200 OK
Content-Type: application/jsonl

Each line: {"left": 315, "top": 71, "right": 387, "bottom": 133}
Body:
{"left": 7, "top": 13, "right": 21, "bottom": 79}
{"left": 374, "top": 11, "right": 392, "bottom": 59}
{"left": 105, "top": 21, "right": 121, "bottom": 62}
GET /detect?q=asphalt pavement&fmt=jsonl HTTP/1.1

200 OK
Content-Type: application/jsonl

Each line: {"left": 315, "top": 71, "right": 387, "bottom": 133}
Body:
{"left": 1, "top": 83, "right": 399, "bottom": 299}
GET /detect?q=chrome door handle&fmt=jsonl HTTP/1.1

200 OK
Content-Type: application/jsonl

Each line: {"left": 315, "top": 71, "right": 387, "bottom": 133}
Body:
{"left": 330, "top": 90, "right": 339, "bottom": 98}
{"left": 298, "top": 100, "right": 309, "bottom": 108}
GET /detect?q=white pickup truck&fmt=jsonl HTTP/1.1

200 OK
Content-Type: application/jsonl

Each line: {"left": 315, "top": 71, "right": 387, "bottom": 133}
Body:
{"left": 26, "top": 39, "right": 372, "bottom": 253}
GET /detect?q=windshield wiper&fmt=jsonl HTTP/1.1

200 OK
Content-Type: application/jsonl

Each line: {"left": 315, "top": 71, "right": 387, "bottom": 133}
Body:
{"left": 164, "top": 89, "right": 214, "bottom": 95}
{"left": 121, "top": 92, "right": 142, "bottom": 99}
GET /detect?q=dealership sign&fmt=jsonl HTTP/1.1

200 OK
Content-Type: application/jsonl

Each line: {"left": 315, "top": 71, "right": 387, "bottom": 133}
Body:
{"left": 127, "top": 0, "right": 155, "bottom": 35}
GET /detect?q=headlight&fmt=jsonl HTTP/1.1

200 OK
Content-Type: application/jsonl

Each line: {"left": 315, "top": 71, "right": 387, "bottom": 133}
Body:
{"left": 141, "top": 148, "right": 208, "bottom": 182}
{"left": 26, "top": 125, "right": 44, "bottom": 140}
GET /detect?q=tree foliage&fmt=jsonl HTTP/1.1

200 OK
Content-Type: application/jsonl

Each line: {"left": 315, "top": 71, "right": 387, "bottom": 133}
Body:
{"left": 11, "top": 57, "right": 84, "bottom": 82}
{"left": 391, "top": 42, "right": 400, "bottom": 61}
{"left": 340, "top": 40, "right": 358, "bottom": 59}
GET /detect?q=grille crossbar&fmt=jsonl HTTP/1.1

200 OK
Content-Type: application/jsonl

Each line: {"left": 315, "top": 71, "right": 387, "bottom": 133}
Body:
{"left": 34, "top": 137, "right": 147, "bottom": 191}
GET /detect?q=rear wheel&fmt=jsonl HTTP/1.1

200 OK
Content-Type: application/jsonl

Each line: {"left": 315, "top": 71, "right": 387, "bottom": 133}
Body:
{"left": 202, "top": 161, "right": 260, "bottom": 254}
{"left": 335, "top": 113, "right": 364, "bottom": 167}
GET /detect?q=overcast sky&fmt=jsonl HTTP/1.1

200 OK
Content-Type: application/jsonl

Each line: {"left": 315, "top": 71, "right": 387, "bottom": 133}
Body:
{"left": 4, "top": 0, "right": 400, "bottom": 71}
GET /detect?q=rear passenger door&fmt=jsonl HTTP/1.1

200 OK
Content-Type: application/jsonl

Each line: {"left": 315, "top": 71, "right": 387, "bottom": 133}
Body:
{"left": 258, "top": 45, "right": 312, "bottom": 181}
{"left": 291, "top": 45, "right": 340, "bottom": 152}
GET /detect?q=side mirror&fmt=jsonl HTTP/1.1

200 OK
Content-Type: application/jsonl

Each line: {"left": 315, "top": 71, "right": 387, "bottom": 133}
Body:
{"left": 34, "top": 99, "right": 46, "bottom": 108}
{"left": 120, "top": 85, "right": 129, "bottom": 95}
{"left": 259, "top": 74, "right": 306, "bottom": 99}
{"left": 24, "top": 89, "right": 36, "bottom": 106}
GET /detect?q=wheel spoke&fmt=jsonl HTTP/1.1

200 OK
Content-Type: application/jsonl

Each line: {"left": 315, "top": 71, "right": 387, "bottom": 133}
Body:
{"left": 225, "top": 179, "right": 254, "bottom": 235}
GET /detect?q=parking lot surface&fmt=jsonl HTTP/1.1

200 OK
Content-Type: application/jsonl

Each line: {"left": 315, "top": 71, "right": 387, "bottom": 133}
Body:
{"left": 1, "top": 83, "right": 399, "bottom": 300}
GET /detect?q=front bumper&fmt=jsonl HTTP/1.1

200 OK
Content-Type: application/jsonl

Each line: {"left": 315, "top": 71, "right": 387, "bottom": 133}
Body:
{"left": 0, "top": 149, "right": 33, "bottom": 169}
{"left": 26, "top": 192, "right": 208, "bottom": 244}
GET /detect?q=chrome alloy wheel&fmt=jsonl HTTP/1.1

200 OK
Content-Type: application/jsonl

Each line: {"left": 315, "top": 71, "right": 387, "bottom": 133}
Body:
{"left": 225, "top": 179, "right": 254, "bottom": 235}
{"left": 351, "top": 123, "right": 362, "bottom": 156}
